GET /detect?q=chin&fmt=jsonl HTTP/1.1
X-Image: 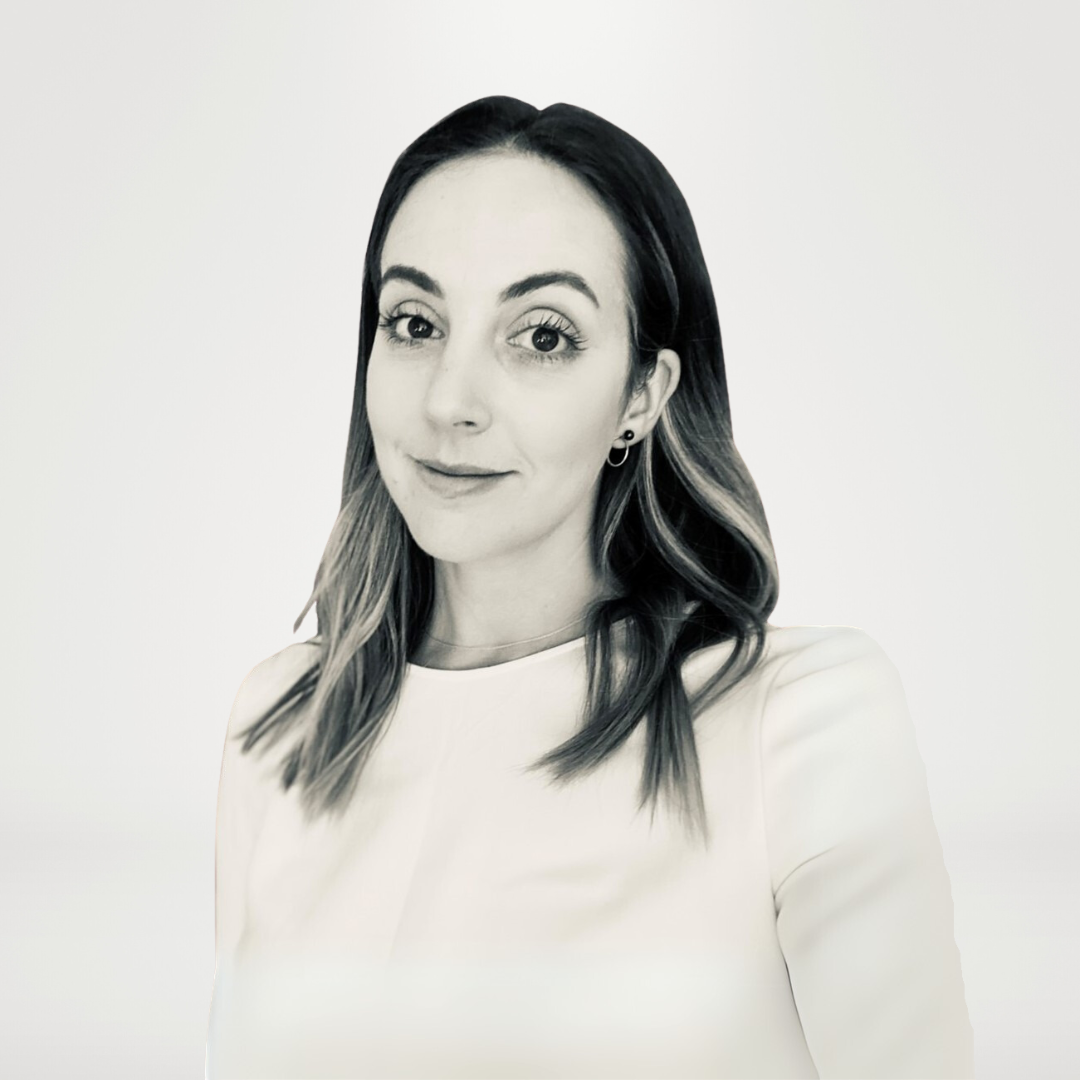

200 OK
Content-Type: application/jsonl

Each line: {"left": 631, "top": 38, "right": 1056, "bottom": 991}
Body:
{"left": 404, "top": 521, "right": 509, "bottom": 566}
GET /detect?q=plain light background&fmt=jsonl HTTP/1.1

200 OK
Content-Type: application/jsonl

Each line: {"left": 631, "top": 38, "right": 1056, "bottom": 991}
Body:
{"left": 2, "top": 1, "right": 1076, "bottom": 1076}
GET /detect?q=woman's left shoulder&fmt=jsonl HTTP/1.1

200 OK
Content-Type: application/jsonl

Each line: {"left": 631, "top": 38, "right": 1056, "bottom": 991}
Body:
{"left": 686, "top": 623, "right": 898, "bottom": 695}
{"left": 758, "top": 622, "right": 908, "bottom": 723}
{"left": 760, "top": 621, "right": 894, "bottom": 671}
{"left": 758, "top": 624, "right": 922, "bottom": 811}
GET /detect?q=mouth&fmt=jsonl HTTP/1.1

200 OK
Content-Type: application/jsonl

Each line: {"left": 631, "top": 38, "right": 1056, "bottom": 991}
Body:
{"left": 414, "top": 457, "right": 508, "bottom": 477}
{"left": 413, "top": 458, "right": 512, "bottom": 497}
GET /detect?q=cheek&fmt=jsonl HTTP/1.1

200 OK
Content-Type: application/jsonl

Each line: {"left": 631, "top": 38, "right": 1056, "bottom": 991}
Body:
{"left": 364, "top": 358, "right": 412, "bottom": 494}
{"left": 525, "top": 386, "right": 618, "bottom": 476}
{"left": 365, "top": 352, "right": 402, "bottom": 439}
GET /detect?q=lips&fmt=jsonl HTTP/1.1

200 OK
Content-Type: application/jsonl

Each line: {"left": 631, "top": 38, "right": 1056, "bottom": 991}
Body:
{"left": 414, "top": 459, "right": 511, "bottom": 498}
{"left": 416, "top": 458, "right": 507, "bottom": 477}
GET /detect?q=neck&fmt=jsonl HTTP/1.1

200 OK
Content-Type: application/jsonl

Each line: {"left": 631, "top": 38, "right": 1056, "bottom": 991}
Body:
{"left": 417, "top": 533, "right": 620, "bottom": 659}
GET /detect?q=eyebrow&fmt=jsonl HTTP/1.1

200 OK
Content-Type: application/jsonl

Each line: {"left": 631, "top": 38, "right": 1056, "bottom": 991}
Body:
{"left": 378, "top": 264, "right": 600, "bottom": 309}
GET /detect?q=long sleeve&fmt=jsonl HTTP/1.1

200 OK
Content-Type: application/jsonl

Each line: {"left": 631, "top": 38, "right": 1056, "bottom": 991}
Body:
{"left": 759, "top": 626, "right": 975, "bottom": 1078}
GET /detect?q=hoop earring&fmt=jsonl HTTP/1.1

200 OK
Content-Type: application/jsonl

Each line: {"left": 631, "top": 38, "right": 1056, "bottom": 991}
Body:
{"left": 607, "top": 429, "right": 635, "bottom": 468}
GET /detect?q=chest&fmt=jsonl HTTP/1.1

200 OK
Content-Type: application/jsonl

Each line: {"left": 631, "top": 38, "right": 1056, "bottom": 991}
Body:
{"left": 239, "top": 694, "right": 773, "bottom": 968}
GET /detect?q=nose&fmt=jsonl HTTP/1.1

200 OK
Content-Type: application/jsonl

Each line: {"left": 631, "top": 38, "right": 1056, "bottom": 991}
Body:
{"left": 420, "top": 323, "right": 494, "bottom": 432}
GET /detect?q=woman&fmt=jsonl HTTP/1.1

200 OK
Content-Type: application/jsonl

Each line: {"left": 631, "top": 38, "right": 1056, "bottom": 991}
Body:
{"left": 206, "top": 97, "right": 975, "bottom": 1078}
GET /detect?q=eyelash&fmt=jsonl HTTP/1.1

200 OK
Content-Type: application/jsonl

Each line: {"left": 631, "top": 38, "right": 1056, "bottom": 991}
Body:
{"left": 376, "top": 307, "right": 587, "bottom": 363}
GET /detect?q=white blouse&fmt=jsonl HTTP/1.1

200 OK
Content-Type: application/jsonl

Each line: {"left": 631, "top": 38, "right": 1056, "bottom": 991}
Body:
{"left": 205, "top": 623, "right": 975, "bottom": 1078}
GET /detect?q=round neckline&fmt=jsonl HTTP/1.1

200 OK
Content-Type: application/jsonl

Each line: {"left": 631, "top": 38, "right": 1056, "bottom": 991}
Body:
{"left": 406, "top": 631, "right": 590, "bottom": 680}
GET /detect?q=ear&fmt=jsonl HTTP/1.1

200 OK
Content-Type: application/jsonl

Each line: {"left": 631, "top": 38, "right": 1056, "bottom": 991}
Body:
{"left": 620, "top": 348, "right": 681, "bottom": 437}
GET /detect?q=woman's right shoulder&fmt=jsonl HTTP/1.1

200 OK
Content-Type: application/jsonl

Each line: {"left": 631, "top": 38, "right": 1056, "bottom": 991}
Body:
{"left": 229, "top": 637, "right": 323, "bottom": 734}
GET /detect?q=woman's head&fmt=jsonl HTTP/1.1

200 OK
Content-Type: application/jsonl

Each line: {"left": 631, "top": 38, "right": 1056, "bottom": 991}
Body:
{"left": 250, "top": 97, "right": 778, "bottom": 846}
{"left": 367, "top": 148, "right": 680, "bottom": 573}
{"left": 344, "top": 97, "right": 761, "bottom": 596}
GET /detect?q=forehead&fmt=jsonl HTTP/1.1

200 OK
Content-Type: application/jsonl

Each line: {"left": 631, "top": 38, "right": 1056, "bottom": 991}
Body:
{"left": 379, "top": 153, "right": 628, "bottom": 305}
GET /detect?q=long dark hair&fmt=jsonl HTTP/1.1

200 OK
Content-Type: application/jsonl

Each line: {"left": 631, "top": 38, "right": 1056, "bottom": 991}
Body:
{"left": 234, "top": 96, "right": 778, "bottom": 848}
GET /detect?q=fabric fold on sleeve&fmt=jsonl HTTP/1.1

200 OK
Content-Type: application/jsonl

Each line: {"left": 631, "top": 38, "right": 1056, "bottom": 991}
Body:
{"left": 759, "top": 626, "right": 975, "bottom": 1079}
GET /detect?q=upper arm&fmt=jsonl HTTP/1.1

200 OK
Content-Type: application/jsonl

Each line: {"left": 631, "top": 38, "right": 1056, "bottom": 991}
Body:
{"left": 758, "top": 626, "right": 975, "bottom": 1078}
{"left": 213, "top": 641, "right": 318, "bottom": 957}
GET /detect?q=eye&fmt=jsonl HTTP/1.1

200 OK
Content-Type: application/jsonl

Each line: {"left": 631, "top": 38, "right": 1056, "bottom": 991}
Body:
{"left": 508, "top": 312, "right": 588, "bottom": 363}
{"left": 377, "top": 308, "right": 444, "bottom": 349}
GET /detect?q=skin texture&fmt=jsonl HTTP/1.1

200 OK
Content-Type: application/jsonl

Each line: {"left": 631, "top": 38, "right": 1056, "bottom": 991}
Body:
{"left": 366, "top": 151, "right": 680, "bottom": 667}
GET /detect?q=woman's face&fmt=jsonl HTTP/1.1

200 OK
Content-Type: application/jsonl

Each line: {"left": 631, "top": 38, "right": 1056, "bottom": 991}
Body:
{"left": 367, "top": 151, "right": 637, "bottom": 568}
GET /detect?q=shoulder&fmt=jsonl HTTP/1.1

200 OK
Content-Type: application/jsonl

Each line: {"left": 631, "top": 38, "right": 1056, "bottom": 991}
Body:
{"left": 758, "top": 624, "right": 929, "bottom": 858}
{"left": 213, "top": 642, "right": 322, "bottom": 955}
{"left": 227, "top": 638, "right": 322, "bottom": 743}
{"left": 759, "top": 622, "right": 897, "bottom": 688}
{"left": 760, "top": 626, "right": 911, "bottom": 751}
{"left": 757, "top": 622, "right": 909, "bottom": 748}
{"left": 217, "top": 639, "right": 322, "bottom": 810}
{"left": 683, "top": 623, "right": 894, "bottom": 703}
